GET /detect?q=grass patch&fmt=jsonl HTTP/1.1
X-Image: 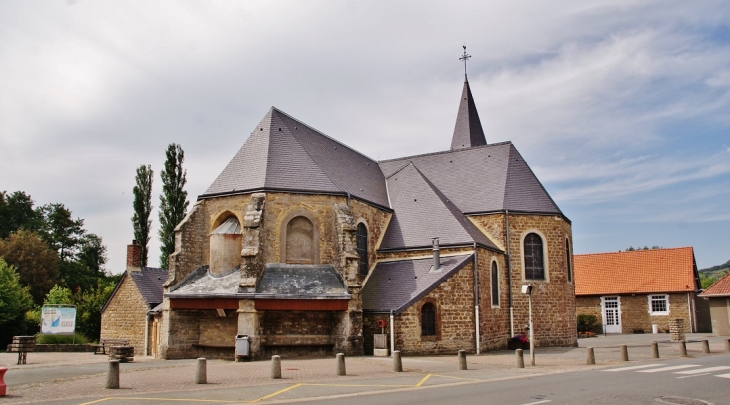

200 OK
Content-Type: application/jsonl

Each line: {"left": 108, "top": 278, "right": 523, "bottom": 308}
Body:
{"left": 37, "top": 332, "right": 89, "bottom": 344}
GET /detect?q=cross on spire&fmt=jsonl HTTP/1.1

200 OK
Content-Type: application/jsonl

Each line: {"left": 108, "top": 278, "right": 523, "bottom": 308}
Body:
{"left": 459, "top": 45, "right": 471, "bottom": 79}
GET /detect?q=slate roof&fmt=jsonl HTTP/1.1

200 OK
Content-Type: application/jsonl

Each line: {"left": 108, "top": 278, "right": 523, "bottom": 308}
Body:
{"left": 202, "top": 107, "right": 390, "bottom": 209}
{"left": 574, "top": 247, "right": 698, "bottom": 296}
{"left": 101, "top": 267, "right": 169, "bottom": 313}
{"left": 451, "top": 79, "right": 487, "bottom": 150}
{"left": 167, "top": 266, "right": 241, "bottom": 298}
{"left": 255, "top": 264, "right": 349, "bottom": 298}
{"left": 699, "top": 272, "right": 730, "bottom": 297}
{"left": 362, "top": 254, "right": 473, "bottom": 314}
{"left": 379, "top": 142, "right": 562, "bottom": 216}
{"left": 380, "top": 162, "right": 498, "bottom": 251}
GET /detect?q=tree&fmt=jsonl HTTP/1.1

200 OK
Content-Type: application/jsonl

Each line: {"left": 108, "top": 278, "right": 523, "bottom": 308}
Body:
{"left": 43, "top": 284, "right": 74, "bottom": 306}
{"left": 76, "top": 233, "right": 108, "bottom": 277}
{"left": 159, "top": 144, "right": 188, "bottom": 269}
{"left": 38, "top": 203, "right": 85, "bottom": 261}
{"left": 75, "top": 278, "right": 116, "bottom": 341}
{"left": 132, "top": 164, "right": 153, "bottom": 267}
{"left": 0, "top": 259, "right": 35, "bottom": 348}
{"left": 0, "top": 229, "right": 60, "bottom": 305}
{"left": 0, "top": 190, "right": 43, "bottom": 238}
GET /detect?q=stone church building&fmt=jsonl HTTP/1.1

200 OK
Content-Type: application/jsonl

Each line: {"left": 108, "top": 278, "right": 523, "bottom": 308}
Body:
{"left": 102, "top": 76, "right": 577, "bottom": 360}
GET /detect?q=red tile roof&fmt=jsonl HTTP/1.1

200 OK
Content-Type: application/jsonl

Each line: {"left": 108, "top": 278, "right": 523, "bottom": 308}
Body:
{"left": 574, "top": 247, "right": 697, "bottom": 296}
{"left": 699, "top": 271, "right": 730, "bottom": 297}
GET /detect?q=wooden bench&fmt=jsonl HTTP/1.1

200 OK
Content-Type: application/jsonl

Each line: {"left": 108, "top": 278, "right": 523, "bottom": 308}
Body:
{"left": 7, "top": 336, "right": 36, "bottom": 365}
{"left": 93, "top": 338, "right": 129, "bottom": 355}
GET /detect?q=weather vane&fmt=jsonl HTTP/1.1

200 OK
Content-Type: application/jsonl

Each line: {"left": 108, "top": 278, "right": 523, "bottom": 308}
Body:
{"left": 459, "top": 45, "right": 471, "bottom": 79}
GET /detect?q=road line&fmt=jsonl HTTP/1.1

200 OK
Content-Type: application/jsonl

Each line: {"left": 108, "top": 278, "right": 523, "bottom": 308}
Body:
{"left": 676, "top": 373, "right": 711, "bottom": 379}
{"left": 416, "top": 374, "right": 432, "bottom": 387}
{"left": 521, "top": 400, "right": 551, "bottom": 405}
{"left": 716, "top": 373, "right": 730, "bottom": 379}
{"left": 637, "top": 365, "right": 699, "bottom": 373}
{"left": 77, "top": 398, "right": 113, "bottom": 405}
{"left": 92, "top": 398, "right": 235, "bottom": 403}
{"left": 603, "top": 364, "right": 665, "bottom": 372}
{"left": 430, "top": 373, "right": 482, "bottom": 382}
{"left": 303, "top": 383, "right": 413, "bottom": 387}
{"left": 675, "top": 366, "right": 730, "bottom": 375}
{"left": 254, "top": 383, "right": 302, "bottom": 402}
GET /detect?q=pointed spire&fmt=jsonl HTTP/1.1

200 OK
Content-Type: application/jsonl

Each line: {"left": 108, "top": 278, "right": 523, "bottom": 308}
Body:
{"left": 450, "top": 76, "right": 487, "bottom": 150}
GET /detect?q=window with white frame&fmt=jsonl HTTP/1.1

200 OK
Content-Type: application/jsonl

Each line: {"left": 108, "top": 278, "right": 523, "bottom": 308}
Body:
{"left": 648, "top": 295, "right": 669, "bottom": 315}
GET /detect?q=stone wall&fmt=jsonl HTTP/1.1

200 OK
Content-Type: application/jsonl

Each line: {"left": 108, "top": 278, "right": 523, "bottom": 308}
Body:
{"left": 476, "top": 248, "right": 511, "bottom": 351}
{"left": 577, "top": 294, "right": 693, "bottom": 334}
{"left": 166, "top": 201, "right": 210, "bottom": 288}
{"left": 159, "top": 308, "right": 202, "bottom": 359}
{"left": 100, "top": 274, "right": 147, "bottom": 351}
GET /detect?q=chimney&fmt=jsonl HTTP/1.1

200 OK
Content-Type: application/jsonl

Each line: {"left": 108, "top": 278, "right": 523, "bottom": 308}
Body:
{"left": 432, "top": 237, "right": 440, "bottom": 270}
{"left": 126, "top": 240, "right": 142, "bottom": 272}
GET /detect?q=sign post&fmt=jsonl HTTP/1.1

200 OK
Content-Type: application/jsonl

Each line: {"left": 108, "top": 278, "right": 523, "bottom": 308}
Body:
{"left": 41, "top": 305, "right": 77, "bottom": 341}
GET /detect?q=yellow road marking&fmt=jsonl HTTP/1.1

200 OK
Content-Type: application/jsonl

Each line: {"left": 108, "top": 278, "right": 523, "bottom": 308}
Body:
{"left": 303, "top": 383, "right": 413, "bottom": 387}
{"left": 430, "top": 373, "right": 481, "bottom": 382}
{"left": 78, "top": 399, "right": 113, "bottom": 405}
{"left": 415, "top": 374, "right": 432, "bottom": 387}
{"left": 253, "top": 383, "right": 303, "bottom": 402}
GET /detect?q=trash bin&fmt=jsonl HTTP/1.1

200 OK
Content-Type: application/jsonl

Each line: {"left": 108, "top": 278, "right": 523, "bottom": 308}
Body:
{"left": 235, "top": 335, "right": 249, "bottom": 357}
{"left": 652, "top": 324, "right": 658, "bottom": 334}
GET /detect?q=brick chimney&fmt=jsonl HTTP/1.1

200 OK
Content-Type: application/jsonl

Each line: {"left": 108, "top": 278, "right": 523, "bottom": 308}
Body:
{"left": 126, "top": 240, "right": 142, "bottom": 272}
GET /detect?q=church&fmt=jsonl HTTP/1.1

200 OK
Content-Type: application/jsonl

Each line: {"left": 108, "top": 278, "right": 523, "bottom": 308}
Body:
{"left": 102, "top": 64, "right": 577, "bottom": 360}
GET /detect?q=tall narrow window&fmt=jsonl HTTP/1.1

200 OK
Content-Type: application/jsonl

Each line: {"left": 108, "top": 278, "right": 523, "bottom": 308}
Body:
{"left": 421, "top": 303, "right": 436, "bottom": 336}
{"left": 491, "top": 261, "right": 499, "bottom": 306}
{"left": 524, "top": 233, "right": 545, "bottom": 280}
{"left": 356, "top": 223, "right": 368, "bottom": 276}
{"left": 566, "top": 239, "right": 572, "bottom": 282}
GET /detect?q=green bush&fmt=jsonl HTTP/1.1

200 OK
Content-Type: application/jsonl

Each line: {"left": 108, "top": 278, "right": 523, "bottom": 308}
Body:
{"left": 577, "top": 314, "right": 602, "bottom": 333}
{"left": 37, "top": 332, "right": 88, "bottom": 344}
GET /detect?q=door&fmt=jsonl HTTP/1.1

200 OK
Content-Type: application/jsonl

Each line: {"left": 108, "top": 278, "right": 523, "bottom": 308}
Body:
{"left": 602, "top": 296, "right": 622, "bottom": 333}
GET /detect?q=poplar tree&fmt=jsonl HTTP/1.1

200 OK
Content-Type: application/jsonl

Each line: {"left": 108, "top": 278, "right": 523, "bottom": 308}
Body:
{"left": 132, "top": 164, "right": 153, "bottom": 267}
{"left": 158, "top": 144, "right": 188, "bottom": 269}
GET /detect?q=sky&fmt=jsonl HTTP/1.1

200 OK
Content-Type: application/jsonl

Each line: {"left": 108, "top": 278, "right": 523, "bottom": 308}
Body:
{"left": 1, "top": 1, "right": 728, "bottom": 273}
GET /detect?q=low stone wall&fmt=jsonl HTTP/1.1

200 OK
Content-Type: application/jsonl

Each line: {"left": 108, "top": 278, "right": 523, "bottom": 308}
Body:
{"left": 32, "top": 344, "right": 97, "bottom": 352}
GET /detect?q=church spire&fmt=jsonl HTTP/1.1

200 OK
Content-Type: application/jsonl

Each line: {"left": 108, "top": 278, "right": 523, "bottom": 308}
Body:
{"left": 451, "top": 46, "right": 487, "bottom": 150}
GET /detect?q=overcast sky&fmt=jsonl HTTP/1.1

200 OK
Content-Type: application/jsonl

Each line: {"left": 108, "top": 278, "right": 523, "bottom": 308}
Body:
{"left": 1, "top": 1, "right": 728, "bottom": 273}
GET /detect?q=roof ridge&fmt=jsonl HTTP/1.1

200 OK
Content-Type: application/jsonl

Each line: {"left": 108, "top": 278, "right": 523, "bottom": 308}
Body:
{"left": 385, "top": 161, "right": 413, "bottom": 179}
{"left": 378, "top": 141, "right": 512, "bottom": 164}
{"left": 271, "top": 106, "right": 379, "bottom": 163}
{"left": 504, "top": 144, "right": 563, "bottom": 216}
{"left": 701, "top": 270, "right": 730, "bottom": 295}
{"left": 574, "top": 246, "right": 694, "bottom": 257}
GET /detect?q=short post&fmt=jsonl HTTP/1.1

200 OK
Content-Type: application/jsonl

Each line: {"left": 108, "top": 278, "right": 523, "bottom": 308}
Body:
{"left": 701, "top": 340, "right": 710, "bottom": 354}
{"left": 679, "top": 340, "right": 687, "bottom": 356}
{"left": 651, "top": 342, "right": 659, "bottom": 359}
{"left": 336, "top": 353, "right": 346, "bottom": 376}
{"left": 620, "top": 345, "right": 629, "bottom": 362}
{"left": 515, "top": 349, "right": 524, "bottom": 368}
{"left": 195, "top": 358, "right": 207, "bottom": 384}
{"left": 106, "top": 360, "right": 120, "bottom": 389}
{"left": 586, "top": 347, "right": 595, "bottom": 365}
{"left": 271, "top": 355, "right": 281, "bottom": 379}
{"left": 393, "top": 350, "right": 402, "bottom": 372}
{"left": 0, "top": 367, "right": 7, "bottom": 397}
{"left": 725, "top": 339, "right": 730, "bottom": 353}
{"left": 458, "top": 350, "right": 467, "bottom": 370}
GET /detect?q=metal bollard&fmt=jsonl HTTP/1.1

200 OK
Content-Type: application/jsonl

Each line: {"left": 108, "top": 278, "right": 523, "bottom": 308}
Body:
{"left": 702, "top": 340, "right": 710, "bottom": 354}
{"left": 620, "top": 345, "right": 629, "bottom": 362}
{"left": 393, "top": 350, "right": 403, "bottom": 372}
{"left": 106, "top": 360, "right": 120, "bottom": 389}
{"left": 458, "top": 350, "right": 467, "bottom": 370}
{"left": 651, "top": 342, "right": 659, "bottom": 359}
{"left": 679, "top": 340, "right": 687, "bottom": 356}
{"left": 726, "top": 339, "right": 730, "bottom": 353}
{"left": 515, "top": 349, "right": 524, "bottom": 368}
{"left": 586, "top": 347, "right": 595, "bottom": 365}
{"left": 195, "top": 358, "right": 207, "bottom": 384}
{"left": 336, "top": 353, "right": 346, "bottom": 376}
{"left": 271, "top": 355, "right": 281, "bottom": 379}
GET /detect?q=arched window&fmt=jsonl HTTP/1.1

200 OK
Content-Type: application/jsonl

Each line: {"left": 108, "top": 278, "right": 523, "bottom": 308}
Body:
{"left": 566, "top": 239, "right": 572, "bottom": 283}
{"left": 356, "top": 223, "right": 368, "bottom": 276}
{"left": 285, "top": 216, "right": 315, "bottom": 264}
{"left": 524, "top": 233, "right": 545, "bottom": 280}
{"left": 421, "top": 303, "right": 436, "bottom": 336}
{"left": 491, "top": 261, "right": 499, "bottom": 306}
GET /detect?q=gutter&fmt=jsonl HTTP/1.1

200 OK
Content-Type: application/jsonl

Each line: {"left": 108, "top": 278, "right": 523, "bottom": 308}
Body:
{"left": 473, "top": 242, "right": 480, "bottom": 354}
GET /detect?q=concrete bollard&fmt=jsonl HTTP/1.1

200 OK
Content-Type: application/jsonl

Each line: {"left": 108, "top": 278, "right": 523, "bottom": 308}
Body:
{"left": 336, "top": 353, "right": 346, "bottom": 376}
{"left": 651, "top": 342, "right": 659, "bottom": 359}
{"left": 195, "top": 358, "right": 207, "bottom": 384}
{"left": 458, "top": 350, "right": 467, "bottom": 370}
{"left": 515, "top": 349, "right": 524, "bottom": 368}
{"left": 679, "top": 340, "right": 687, "bottom": 356}
{"left": 702, "top": 340, "right": 710, "bottom": 354}
{"left": 726, "top": 339, "right": 730, "bottom": 353}
{"left": 0, "top": 367, "right": 7, "bottom": 396}
{"left": 586, "top": 347, "right": 595, "bottom": 365}
{"left": 271, "top": 355, "right": 281, "bottom": 379}
{"left": 393, "top": 350, "right": 403, "bottom": 372}
{"left": 106, "top": 360, "right": 120, "bottom": 389}
{"left": 620, "top": 345, "right": 629, "bottom": 362}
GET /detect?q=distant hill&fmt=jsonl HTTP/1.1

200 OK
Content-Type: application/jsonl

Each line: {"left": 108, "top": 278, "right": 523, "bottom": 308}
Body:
{"left": 699, "top": 259, "right": 730, "bottom": 279}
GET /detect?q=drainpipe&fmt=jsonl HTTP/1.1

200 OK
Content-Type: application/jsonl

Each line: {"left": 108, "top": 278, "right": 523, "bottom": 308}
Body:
{"left": 144, "top": 312, "right": 149, "bottom": 356}
{"left": 505, "top": 210, "right": 514, "bottom": 337}
{"left": 390, "top": 310, "right": 395, "bottom": 357}
{"left": 346, "top": 192, "right": 351, "bottom": 207}
{"left": 473, "top": 242, "right": 480, "bottom": 354}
